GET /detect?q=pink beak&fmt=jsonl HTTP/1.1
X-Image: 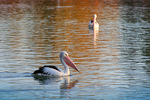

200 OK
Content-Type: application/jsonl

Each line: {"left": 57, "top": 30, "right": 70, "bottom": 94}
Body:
{"left": 63, "top": 56, "right": 80, "bottom": 73}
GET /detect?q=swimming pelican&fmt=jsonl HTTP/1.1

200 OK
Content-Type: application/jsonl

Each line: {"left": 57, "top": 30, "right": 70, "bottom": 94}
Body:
{"left": 33, "top": 51, "right": 80, "bottom": 77}
{"left": 88, "top": 14, "right": 99, "bottom": 30}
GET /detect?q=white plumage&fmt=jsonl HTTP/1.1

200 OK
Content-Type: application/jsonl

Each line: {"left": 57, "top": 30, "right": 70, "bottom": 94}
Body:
{"left": 88, "top": 14, "right": 99, "bottom": 30}
{"left": 33, "top": 51, "right": 80, "bottom": 77}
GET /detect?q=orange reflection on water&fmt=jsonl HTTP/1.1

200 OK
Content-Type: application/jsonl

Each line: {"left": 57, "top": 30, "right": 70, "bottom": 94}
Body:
{"left": 1, "top": 0, "right": 121, "bottom": 80}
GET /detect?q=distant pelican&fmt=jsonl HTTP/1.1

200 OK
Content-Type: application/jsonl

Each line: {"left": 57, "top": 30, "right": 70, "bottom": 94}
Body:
{"left": 33, "top": 51, "right": 80, "bottom": 77}
{"left": 88, "top": 14, "right": 99, "bottom": 30}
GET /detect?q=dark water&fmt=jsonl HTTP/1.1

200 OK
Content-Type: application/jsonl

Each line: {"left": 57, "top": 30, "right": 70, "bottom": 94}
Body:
{"left": 0, "top": 0, "right": 150, "bottom": 99}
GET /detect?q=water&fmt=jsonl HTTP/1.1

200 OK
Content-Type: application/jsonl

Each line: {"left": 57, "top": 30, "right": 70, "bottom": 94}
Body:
{"left": 0, "top": 0, "right": 150, "bottom": 99}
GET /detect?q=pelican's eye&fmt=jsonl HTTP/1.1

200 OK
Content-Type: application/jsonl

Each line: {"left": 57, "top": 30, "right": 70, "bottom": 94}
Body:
{"left": 65, "top": 53, "right": 68, "bottom": 56}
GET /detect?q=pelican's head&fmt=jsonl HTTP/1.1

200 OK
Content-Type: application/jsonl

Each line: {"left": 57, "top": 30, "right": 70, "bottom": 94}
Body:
{"left": 60, "top": 51, "right": 80, "bottom": 73}
{"left": 60, "top": 51, "right": 68, "bottom": 58}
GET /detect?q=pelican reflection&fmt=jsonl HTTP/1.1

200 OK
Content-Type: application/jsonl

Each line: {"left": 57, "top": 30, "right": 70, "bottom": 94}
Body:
{"left": 89, "top": 29, "right": 99, "bottom": 46}
{"left": 33, "top": 75, "right": 78, "bottom": 89}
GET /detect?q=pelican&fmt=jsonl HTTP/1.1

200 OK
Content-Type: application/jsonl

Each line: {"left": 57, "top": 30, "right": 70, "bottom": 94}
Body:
{"left": 33, "top": 51, "right": 80, "bottom": 77}
{"left": 88, "top": 14, "right": 99, "bottom": 30}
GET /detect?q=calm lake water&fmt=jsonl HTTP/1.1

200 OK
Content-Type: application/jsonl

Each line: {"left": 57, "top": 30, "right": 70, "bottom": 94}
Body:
{"left": 0, "top": 0, "right": 150, "bottom": 100}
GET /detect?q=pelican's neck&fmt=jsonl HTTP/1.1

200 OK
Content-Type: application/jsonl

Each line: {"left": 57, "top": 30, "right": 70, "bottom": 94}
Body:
{"left": 60, "top": 55, "right": 70, "bottom": 75}
{"left": 93, "top": 16, "right": 97, "bottom": 25}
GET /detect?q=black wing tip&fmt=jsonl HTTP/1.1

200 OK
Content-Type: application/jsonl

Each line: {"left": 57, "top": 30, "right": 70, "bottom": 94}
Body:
{"left": 32, "top": 67, "right": 43, "bottom": 74}
{"left": 33, "top": 65, "right": 61, "bottom": 75}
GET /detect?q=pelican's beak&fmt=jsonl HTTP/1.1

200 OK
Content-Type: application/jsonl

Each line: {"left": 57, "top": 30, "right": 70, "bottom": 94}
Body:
{"left": 64, "top": 56, "right": 80, "bottom": 73}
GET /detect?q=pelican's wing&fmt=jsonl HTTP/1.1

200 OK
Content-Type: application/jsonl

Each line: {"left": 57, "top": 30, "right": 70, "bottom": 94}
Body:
{"left": 88, "top": 20, "right": 94, "bottom": 29}
{"left": 33, "top": 65, "right": 61, "bottom": 75}
{"left": 43, "top": 65, "right": 61, "bottom": 72}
